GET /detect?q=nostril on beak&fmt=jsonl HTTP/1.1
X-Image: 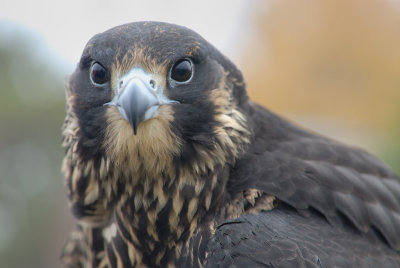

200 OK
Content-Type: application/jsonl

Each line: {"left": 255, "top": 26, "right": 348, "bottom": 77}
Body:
{"left": 149, "top": 79, "right": 156, "bottom": 89}
{"left": 119, "top": 80, "right": 124, "bottom": 88}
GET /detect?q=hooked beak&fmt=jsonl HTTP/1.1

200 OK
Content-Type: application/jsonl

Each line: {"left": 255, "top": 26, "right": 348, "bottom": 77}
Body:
{"left": 117, "top": 78, "right": 158, "bottom": 134}
{"left": 106, "top": 69, "right": 177, "bottom": 134}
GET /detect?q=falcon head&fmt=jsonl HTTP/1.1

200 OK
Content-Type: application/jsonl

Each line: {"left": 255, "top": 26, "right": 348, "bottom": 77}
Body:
{"left": 66, "top": 21, "right": 250, "bottom": 179}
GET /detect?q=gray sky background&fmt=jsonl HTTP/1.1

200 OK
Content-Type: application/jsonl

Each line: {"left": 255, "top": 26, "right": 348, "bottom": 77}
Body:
{"left": 0, "top": 0, "right": 252, "bottom": 73}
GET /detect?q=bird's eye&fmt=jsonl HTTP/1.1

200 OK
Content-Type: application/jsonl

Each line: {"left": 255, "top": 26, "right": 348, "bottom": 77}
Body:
{"left": 170, "top": 59, "right": 193, "bottom": 82}
{"left": 90, "top": 62, "right": 108, "bottom": 85}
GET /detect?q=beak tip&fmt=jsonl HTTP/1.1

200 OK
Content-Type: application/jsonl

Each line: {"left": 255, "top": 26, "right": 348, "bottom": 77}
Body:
{"left": 130, "top": 119, "right": 138, "bottom": 135}
{"left": 116, "top": 76, "right": 161, "bottom": 135}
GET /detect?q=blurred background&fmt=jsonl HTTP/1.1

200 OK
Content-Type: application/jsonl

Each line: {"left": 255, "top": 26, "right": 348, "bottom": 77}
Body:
{"left": 0, "top": 0, "right": 399, "bottom": 267}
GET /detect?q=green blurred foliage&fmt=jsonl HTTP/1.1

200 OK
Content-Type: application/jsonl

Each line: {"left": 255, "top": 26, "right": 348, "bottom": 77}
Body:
{"left": 0, "top": 21, "right": 73, "bottom": 268}
{"left": 384, "top": 114, "right": 400, "bottom": 175}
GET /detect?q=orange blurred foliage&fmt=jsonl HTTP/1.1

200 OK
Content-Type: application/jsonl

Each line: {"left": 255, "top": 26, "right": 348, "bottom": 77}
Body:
{"left": 241, "top": 0, "right": 400, "bottom": 133}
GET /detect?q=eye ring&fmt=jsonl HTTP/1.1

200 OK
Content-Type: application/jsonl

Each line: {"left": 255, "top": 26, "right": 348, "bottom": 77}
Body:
{"left": 170, "top": 59, "right": 193, "bottom": 83}
{"left": 90, "top": 62, "right": 109, "bottom": 86}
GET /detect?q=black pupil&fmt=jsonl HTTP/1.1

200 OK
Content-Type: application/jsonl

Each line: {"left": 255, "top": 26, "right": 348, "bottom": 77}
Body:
{"left": 171, "top": 60, "right": 192, "bottom": 82}
{"left": 91, "top": 63, "right": 107, "bottom": 85}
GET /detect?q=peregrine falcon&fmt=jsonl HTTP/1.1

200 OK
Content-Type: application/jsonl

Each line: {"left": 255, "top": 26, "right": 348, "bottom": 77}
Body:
{"left": 61, "top": 21, "right": 400, "bottom": 267}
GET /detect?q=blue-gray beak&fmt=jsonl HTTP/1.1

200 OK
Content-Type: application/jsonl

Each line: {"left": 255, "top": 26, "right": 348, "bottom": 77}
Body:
{"left": 106, "top": 69, "right": 178, "bottom": 134}
{"left": 117, "top": 78, "right": 158, "bottom": 134}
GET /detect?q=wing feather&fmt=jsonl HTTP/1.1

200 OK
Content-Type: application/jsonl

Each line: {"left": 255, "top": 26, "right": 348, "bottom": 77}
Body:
{"left": 205, "top": 207, "right": 400, "bottom": 267}
{"left": 231, "top": 101, "right": 400, "bottom": 250}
